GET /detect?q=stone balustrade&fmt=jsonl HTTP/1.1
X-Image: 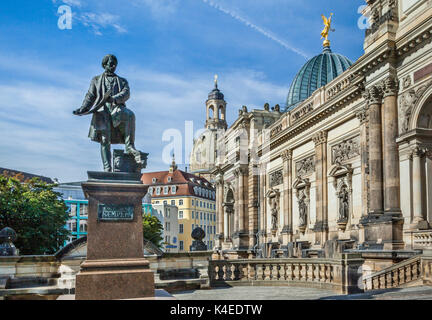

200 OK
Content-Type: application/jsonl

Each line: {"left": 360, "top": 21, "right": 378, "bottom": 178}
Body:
{"left": 412, "top": 231, "right": 432, "bottom": 249}
{"left": 362, "top": 253, "right": 432, "bottom": 291}
{"left": 209, "top": 253, "right": 364, "bottom": 294}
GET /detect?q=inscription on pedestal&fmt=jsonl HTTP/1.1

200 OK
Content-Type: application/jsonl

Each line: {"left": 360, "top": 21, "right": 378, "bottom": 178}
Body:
{"left": 97, "top": 204, "right": 134, "bottom": 221}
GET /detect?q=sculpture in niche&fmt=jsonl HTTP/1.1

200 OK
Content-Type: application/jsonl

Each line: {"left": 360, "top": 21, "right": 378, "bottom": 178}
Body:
{"left": 266, "top": 189, "right": 280, "bottom": 233}
{"left": 338, "top": 185, "right": 349, "bottom": 222}
{"left": 271, "top": 199, "right": 278, "bottom": 231}
{"left": 399, "top": 89, "right": 416, "bottom": 133}
{"left": 298, "top": 192, "right": 308, "bottom": 233}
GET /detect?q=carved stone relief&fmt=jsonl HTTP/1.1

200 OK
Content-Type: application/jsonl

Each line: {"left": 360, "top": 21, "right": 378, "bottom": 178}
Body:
{"left": 331, "top": 136, "right": 360, "bottom": 164}
{"left": 269, "top": 169, "right": 283, "bottom": 187}
{"left": 399, "top": 80, "right": 432, "bottom": 133}
{"left": 295, "top": 156, "right": 315, "bottom": 177}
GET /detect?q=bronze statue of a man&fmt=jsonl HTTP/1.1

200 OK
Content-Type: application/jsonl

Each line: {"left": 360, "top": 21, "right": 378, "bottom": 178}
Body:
{"left": 73, "top": 54, "right": 141, "bottom": 172}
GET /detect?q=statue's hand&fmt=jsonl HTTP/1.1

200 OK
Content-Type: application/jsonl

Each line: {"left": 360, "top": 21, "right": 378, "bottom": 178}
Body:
{"left": 73, "top": 109, "right": 81, "bottom": 116}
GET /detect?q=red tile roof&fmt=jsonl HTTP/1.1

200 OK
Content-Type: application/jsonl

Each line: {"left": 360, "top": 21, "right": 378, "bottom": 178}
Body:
{"left": 141, "top": 169, "right": 215, "bottom": 199}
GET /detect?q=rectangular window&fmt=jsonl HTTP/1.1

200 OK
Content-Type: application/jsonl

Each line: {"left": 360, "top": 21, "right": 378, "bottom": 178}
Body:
{"left": 200, "top": 201, "right": 202, "bottom": 207}
{"left": 171, "top": 186, "right": 176, "bottom": 194}
{"left": 156, "top": 187, "right": 161, "bottom": 195}
{"left": 192, "top": 199, "right": 194, "bottom": 206}
{"left": 171, "top": 200, "right": 175, "bottom": 205}
{"left": 179, "top": 199, "right": 183, "bottom": 206}
{"left": 200, "top": 212, "right": 202, "bottom": 220}
{"left": 180, "top": 241, "right": 184, "bottom": 251}
{"left": 164, "top": 186, "right": 169, "bottom": 195}
{"left": 179, "top": 224, "right": 184, "bottom": 234}
{"left": 163, "top": 200, "right": 167, "bottom": 205}
{"left": 192, "top": 211, "right": 194, "bottom": 219}
{"left": 179, "top": 211, "right": 184, "bottom": 219}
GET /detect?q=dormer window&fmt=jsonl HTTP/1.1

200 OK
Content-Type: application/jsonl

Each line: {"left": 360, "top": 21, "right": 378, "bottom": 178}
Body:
{"left": 168, "top": 176, "right": 172, "bottom": 183}
{"left": 164, "top": 186, "right": 169, "bottom": 195}
{"left": 148, "top": 187, "right": 153, "bottom": 194}
{"left": 152, "top": 178, "right": 157, "bottom": 184}
{"left": 171, "top": 186, "right": 176, "bottom": 194}
{"left": 156, "top": 187, "right": 161, "bottom": 195}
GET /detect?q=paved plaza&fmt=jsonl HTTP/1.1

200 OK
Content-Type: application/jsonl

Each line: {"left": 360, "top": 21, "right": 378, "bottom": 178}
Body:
{"left": 173, "top": 286, "right": 432, "bottom": 300}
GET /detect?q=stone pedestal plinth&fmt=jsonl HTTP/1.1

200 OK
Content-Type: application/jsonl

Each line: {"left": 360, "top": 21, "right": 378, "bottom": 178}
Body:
{"left": 75, "top": 172, "right": 154, "bottom": 300}
{"left": 360, "top": 212, "right": 405, "bottom": 250}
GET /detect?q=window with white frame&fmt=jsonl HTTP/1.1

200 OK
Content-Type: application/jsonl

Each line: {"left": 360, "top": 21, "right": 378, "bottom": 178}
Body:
{"left": 179, "top": 211, "right": 184, "bottom": 219}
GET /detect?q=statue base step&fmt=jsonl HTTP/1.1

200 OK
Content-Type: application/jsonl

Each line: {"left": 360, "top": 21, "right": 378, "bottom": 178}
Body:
{"left": 75, "top": 258, "right": 154, "bottom": 300}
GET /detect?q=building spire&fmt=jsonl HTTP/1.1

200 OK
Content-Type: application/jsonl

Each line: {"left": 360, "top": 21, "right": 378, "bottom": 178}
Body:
{"left": 169, "top": 153, "right": 178, "bottom": 173}
{"left": 214, "top": 74, "right": 218, "bottom": 89}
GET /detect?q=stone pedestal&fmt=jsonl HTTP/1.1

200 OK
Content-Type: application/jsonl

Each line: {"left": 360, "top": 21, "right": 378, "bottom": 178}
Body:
{"left": 360, "top": 213, "right": 405, "bottom": 250}
{"left": 75, "top": 172, "right": 154, "bottom": 300}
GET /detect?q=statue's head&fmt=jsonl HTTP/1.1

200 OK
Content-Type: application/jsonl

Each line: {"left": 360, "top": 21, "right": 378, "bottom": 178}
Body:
{"left": 102, "top": 54, "right": 118, "bottom": 75}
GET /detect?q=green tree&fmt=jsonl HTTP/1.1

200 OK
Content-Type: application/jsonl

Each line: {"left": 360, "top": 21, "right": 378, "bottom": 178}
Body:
{"left": 0, "top": 176, "right": 70, "bottom": 255}
{"left": 142, "top": 213, "right": 163, "bottom": 249}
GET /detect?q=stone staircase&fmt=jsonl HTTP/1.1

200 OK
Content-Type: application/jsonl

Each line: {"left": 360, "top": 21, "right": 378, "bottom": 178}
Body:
{"left": 362, "top": 252, "right": 432, "bottom": 291}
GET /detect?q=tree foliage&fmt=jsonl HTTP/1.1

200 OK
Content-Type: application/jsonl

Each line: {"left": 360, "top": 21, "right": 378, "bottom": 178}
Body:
{"left": 142, "top": 213, "right": 163, "bottom": 249}
{"left": 0, "top": 176, "right": 70, "bottom": 255}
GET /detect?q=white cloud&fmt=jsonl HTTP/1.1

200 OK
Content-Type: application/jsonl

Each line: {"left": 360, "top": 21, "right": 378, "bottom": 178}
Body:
{"left": 52, "top": 0, "right": 82, "bottom": 7}
{"left": 78, "top": 12, "right": 127, "bottom": 35}
{"left": 132, "top": 0, "right": 179, "bottom": 17}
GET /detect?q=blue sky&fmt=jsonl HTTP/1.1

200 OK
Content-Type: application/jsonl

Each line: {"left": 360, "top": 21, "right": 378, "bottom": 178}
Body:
{"left": 0, "top": 0, "right": 365, "bottom": 182}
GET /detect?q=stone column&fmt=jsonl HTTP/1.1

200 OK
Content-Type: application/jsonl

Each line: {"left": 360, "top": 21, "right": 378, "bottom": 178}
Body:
{"left": 233, "top": 170, "right": 240, "bottom": 234}
{"left": 215, "top": 178, "right": 224, "bottom": 247}
{"left": 281, "top": 149, "right": 293, "bottom": 244}
{"left": 365, "top": 85, "right": 384, "bottom": 214}
{"left": 223, "top": 205, "right": 229, "bottom": 241}
{"left": 412, "top": 146, "right": 425, "bottom": 224}
{"left": 382, "top": 76, "right": 401, "bottom": 213}
{"left": 248, "top": 163, "right": 259, "bottom": 251}
{"left": 237, "top": 168, "right": 246, "bottom": 233}
{"left": 356, "top": 108, "right": 369, "bottom": 217}
{"left": 313, "top": 130, "right": 328, "bottom": 246}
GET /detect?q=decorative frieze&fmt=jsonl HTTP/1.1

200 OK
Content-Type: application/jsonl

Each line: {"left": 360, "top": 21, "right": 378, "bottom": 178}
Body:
{"left": 269, "top": 169, "right": 283, "bottom": 187}
{"left": 331, "top": 136, "right": 360, "bottom": 164}
{"left": 295, "top": 156, "right": 315, "bottom": 177}
{"left": 292, "top": 102, "right": 313, "bottom": 122}
{"left": 270, "top": 124, "right": 283, "bottom": 138}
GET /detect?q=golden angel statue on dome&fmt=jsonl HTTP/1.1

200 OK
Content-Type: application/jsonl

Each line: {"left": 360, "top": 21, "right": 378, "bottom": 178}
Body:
{"left": 321, "top": 13, "right": 334, "bottom": 45}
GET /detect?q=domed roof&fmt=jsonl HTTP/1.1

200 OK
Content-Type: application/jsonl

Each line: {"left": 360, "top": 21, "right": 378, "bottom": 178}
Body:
{"left": 286, "top": 46, "right": 353, "bottom": 111}
{"left": 208, "top": 86, "right": 224, "bottom": 101}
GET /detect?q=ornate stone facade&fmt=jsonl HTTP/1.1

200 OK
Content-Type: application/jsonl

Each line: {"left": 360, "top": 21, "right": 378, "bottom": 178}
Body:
{"left": 211, "top": 0, "right": 432, "bottom": 260}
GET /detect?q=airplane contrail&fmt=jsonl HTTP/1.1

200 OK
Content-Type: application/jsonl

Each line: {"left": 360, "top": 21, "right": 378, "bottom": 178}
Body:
{"left": 201, "top": 0, "right": 309, "bottom": 59}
